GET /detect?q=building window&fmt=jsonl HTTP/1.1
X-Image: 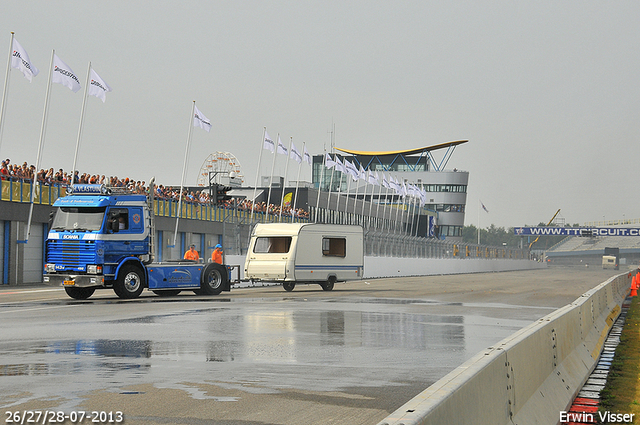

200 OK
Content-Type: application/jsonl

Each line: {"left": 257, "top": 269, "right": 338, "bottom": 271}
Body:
{"left": 424, "top": 184, "right": 467, "bottom": 193}
{"left": 438, "top": 225, "right": 463, "bottom": 237}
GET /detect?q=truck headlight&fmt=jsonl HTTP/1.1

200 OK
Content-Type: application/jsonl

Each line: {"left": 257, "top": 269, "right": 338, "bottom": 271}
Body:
{"left": 87, "top": 265, "right": 103, "bottom": 274}
{"left": 45, "top": 263, "right": 56, "bottom": 273}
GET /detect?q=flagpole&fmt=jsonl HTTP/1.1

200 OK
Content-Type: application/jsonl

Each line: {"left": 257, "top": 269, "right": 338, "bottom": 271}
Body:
{"left": 415, "top": 187, "right": 425, "bottom": 237}
{"left": 250, "top": 127, "right": 266, "bottom": 224}
{"left": 409, "top": 189, "right": 417, "bottom": 237}
{"left": 381, "top": 175, "right": 390, "bottom": 231}
{"left": 0, "top": 32, "right": 14, "bottom": 155}
{"left": 361, "top": 170, "right": 370, "bottom": 225}
{"left": 367, "top": 172, "right": 376, "bottom": 228}
{"left": 314, "top": 149, "right": 326, "bottom": 223}
{"left": 24, "top": 50, "right": 55, "bottom": 244}
{"left": 376, "top": 174, "right": 385, "bottom": 230}
{"left": 326, "top": 155, "right": 337, "bottom": 223}
{"left": 477, "top": 199, "right": 480, "bottom": 245}
{"left": 292, "top": 142, "right": 304, "bottom": 223}
{"left": 414, "top": 199, "right": 421, "bottom": 237}
{"left": 342, "top": 171, "right": 352, "bottom": 224}
{"left": 71, "top": 62, "right": 91, "bottom": 179}
{"left": 388, "top": 191, "right": 396, "bottom": 233}
{"left": 172, "top": 100, "right": 195, "bottom": 248}
{"left": 279, "top": 136, "right": 293, "bottom": 222}
{"left": 393, "top": 181, "right": 402, "bottom": 234}
{"left": 375, "top": 174, "right": 385, "bottom": 230}
{"left": 352, "top": 168, "right": 361, "bottom": 225}
{"left": 265, "top": 133, "right": 279, "bottom": 222}
{"left": 326, "top": 124, "right": 335, "bottom": 223}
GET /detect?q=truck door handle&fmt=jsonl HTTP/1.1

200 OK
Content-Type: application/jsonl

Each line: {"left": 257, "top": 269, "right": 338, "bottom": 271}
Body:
{"left": 124, "top": 241, "right": 130, "bottom": 245}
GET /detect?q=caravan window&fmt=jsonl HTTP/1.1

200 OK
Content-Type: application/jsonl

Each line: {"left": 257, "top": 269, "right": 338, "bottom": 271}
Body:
{"left": 254, "top": 236, "right": 292, "bottom": 253}
{"left": 322, "top": 237, "right": 346, "bottom": 257}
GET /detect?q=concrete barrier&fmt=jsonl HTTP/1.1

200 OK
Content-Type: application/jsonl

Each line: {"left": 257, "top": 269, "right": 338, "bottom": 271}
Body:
{"left": 225, "top": 255, "right": 546, "bottom": 281}
{"left": 377, "top": 272, "right": 630, "bottom": 425}
{"left": 363, "top": 257, "right": 546, "bottom": 278}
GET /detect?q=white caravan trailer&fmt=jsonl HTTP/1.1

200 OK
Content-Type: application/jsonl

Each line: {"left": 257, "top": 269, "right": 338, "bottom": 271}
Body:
{"left": 244, "top": 223, "right": 364, "bottom": 291}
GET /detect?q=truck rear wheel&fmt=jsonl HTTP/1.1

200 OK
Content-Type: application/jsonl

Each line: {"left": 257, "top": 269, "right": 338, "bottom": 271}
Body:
{"left": 283, "top": 281, "right": 295, "bottom": 292}
{"left": 64, "top": 286, "right": 95, "bottom": 300}
{"left": 114, "top": 264, "right": 145, "bottom": 299}
{"left": 198, "top": 263, "right": 227, "bottom": 295}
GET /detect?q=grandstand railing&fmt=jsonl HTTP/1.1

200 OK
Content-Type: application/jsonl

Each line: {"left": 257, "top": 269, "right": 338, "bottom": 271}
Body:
{"left": 0, "top": 179, "right": 309, "bottom": 224}
{"left": 1, "top": 180, "right": 530, "bottom": 259}
{"left": 1, "top": 179, "right": 68, "bottom": 204}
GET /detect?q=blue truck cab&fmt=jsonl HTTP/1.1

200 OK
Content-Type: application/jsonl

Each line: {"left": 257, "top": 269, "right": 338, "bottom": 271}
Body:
{"left": 43, "top": 184, "right": 230, "bottom": 300}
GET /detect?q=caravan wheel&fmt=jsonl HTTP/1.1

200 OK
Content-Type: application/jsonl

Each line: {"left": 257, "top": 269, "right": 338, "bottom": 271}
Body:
{"left": 321, "top": 276, "right": 336, "bottom": 291}
{"left": 283, "top": 281, "right": 295, "bottom": 292}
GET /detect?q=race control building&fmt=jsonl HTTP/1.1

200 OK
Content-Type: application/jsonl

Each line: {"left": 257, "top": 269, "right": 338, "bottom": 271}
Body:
{"left": 312, "top": 140, "right": 469, "bottom": 240}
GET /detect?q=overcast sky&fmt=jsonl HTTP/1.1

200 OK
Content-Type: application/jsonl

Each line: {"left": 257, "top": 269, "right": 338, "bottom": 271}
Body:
{"left": 1, "top": 1, "right": 638, "bottom": 228}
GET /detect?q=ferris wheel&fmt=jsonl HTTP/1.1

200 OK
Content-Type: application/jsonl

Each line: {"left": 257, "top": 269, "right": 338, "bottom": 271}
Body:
{"left": 196, "top": 152, "right": 244, "bottom": 187}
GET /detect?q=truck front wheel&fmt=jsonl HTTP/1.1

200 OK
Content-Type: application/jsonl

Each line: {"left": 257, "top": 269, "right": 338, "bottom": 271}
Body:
{"left": 197, "top": 263, "right": 227, "bottom": 295}
{"left": 114, "top": 264, "right": 145, "bottom": 299}
{"left": 283, "top": 281, "right": 295, "bottom": 292}
{"left": 64, "top": 286, "right": 95, "bottom": 300}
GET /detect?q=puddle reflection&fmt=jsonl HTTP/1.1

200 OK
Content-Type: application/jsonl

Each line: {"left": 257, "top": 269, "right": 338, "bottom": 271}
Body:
{"left": 0, "top": 307, "right": 467, "bottom": 378}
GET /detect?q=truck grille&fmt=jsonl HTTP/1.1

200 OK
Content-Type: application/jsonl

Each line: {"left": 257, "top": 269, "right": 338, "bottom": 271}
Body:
{"left": 47, "top": 240, "right": 96, "bottom": 269}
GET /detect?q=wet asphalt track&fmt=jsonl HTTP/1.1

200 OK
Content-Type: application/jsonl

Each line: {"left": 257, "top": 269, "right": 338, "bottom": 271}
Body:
{"left": 0, "top": 267, "right": 621, "bottom": 425}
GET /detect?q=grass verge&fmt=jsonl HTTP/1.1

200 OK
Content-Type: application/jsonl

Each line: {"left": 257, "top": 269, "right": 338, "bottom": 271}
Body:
{"left": 599, "top": 295, "right": 640, "bottom": 415}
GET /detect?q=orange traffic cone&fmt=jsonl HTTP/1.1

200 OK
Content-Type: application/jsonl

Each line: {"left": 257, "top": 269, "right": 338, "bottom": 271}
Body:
{"left": 632, "top": 274, "right": 638, "bottom": 297}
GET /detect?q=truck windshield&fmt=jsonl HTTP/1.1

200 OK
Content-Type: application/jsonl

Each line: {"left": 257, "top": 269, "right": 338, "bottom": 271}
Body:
{"left": 51, "top": 207, "right": 106, "bottom": 231}
{"left": 254, "top": 236, "right": 292, "bottom": 253}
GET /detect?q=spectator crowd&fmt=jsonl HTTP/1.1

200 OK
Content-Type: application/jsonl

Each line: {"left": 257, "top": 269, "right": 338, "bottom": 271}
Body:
{"left": 1, "top": 158, "right": 309, "bottom": 219}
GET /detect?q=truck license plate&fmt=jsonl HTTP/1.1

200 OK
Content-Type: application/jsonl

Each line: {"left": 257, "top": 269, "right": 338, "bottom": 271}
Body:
{"left": 63, "top": 280, "right": 75, "bottom": 286}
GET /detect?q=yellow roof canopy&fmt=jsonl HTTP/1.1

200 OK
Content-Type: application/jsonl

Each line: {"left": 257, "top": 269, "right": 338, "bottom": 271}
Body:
{"left": 334, "top": 140, "right": 468, "bottom": 156}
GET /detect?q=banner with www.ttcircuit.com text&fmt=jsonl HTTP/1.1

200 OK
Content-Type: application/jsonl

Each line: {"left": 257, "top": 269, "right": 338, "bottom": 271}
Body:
{"left": 514, "top": 227, "right": 640, "bottom": 237}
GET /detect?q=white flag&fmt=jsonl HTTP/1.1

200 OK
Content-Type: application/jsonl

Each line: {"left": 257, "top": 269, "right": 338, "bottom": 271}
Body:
{"left": 419, "top": 188, "right": 427, "bottom": 206}
{"left": 358, "top": 165, "right": 366, "bottom": 181}
{"left": 263, "top": 131, "right": 275, "bottom": 152}
{"left": 382, "top": 173, "right": 390, "bottom": 189}
{"left": 290, "top": 142, "right": 302, "bottom": 164}
{"left": 276, "top": 136, "right": 288, "bottom": 155}
{"left": 334, "top": 156, "right": 346, "bottom": 173}
{"left": 193, "top": 105, "right": 212, "bottom": 132}
{"left": 325, "top": 152, "right": 336, "bottom": 169}
{"left": 303, "top": 145, "right": 312, "bottom": 165}
{"left": 368, "top": 170, "right": 378, "bottom": 186}
{"left": 88, "top": 68, "right": 112, "bottom": 102}
{"left": 52, "top": 54, "right": 81, "bottom": 92}
{"left": 390, "top": 176, "right": 400, "bottom": 193}
{"left": 345, "top": 160, "right": 359, "bottom": 180}
{"left": 11, "top": 38, "right": 39, "bottom": 82}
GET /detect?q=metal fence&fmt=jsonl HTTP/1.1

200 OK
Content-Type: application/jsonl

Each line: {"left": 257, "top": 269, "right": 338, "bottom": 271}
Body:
{"left": 364, "top": 230, "right": 529, "bottom": 259}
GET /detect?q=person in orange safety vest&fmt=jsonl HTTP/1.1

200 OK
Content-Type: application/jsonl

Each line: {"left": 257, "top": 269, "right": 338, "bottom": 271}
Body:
{"left": 184, "top": 244, "right": 199, "bottom": 261}
{"left": 211, "top": 244, "right": 223, "bottom": 264}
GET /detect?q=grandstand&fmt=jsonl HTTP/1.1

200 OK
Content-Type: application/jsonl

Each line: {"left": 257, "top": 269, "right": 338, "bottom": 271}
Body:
{"left": 545, "top": 232, "right": 640, "bottom": 267}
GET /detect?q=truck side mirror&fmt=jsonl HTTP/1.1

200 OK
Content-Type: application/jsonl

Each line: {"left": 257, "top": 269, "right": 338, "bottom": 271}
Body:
{"left": 109, "top": 218, "right": 119, "bottom": 232}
